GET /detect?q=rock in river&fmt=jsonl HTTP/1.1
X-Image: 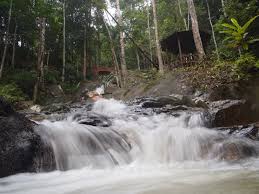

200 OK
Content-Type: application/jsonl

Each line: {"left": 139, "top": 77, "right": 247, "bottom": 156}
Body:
{"left": 0, "top": 97, "right": 54, "bottom": 178}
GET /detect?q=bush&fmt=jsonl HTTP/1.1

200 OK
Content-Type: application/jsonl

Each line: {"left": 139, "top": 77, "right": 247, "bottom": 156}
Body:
{"left": 61, "top": 82, "right": 80, "bottom": 94}
{"left": 45, "top": 70, "right": 59, "bottom": 84}
{"left": 0, "top": 83, "right": 27, "bottom": 103}
{"left": 7, "top": 70, "right": 36, "bottom": 97}
{"left": 234, "top": 53, "right": 259, "bottom": 78}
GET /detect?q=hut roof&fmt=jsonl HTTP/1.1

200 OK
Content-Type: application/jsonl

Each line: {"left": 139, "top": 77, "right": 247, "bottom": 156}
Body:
{"left": 161, "top": 30, "right": 211, "bottom": 54}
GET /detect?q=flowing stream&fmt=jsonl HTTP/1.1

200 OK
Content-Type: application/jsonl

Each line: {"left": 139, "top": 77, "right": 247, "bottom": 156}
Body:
{"left": 1, "top": 99, "right": 259, "bottom": 194}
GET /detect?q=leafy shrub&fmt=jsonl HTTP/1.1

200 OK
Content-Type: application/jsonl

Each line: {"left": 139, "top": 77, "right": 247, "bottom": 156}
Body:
{"left": 7, "top": 70, "right": 36, "bottom": 97}
{"left": 45, "top": 70, "right": 59, "bottom": 84}
{"left": 0, "top": 83, "right": 27, "bottom": 103}
{"left": 234, "top": 53, "right": 259, "bottom": 78}
{"left": 61, "top": 83, "right": 80, "bottom": 94}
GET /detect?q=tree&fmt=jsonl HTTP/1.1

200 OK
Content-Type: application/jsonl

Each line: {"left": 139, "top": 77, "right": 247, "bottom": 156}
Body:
{"left": 146, "top": 0, "right": 153, "bottom": 62}
{"left": 220, "top": 15, "right": 259, "bottom": 55}
{"left": 61, "top": 0, "right": 66, "bottom": 82}
{"left": 116, "top": 0, "right": 127, "bottom": 85}
{"left": 187, "top": 0, "right": 205, "bottom": 59}
{"left": 221, "top": 0, "right": 227, "bottom": 17}
{"left": 205, "top": 0, "right": 219, "bottom": 60}
{"left": 0, "top": 0, "right": 13, "bottom": 79}
{"left": 33, "top": 17, "right": 46, "bottom": 103}
{"left": 11, "top": 21, "right": 17, "bottom": 68}
{"left": 177, "top": 0, "right": 188, "bottom": 30}
{"left": 103, "top": 15, "right": 122, "bottom": 87}
{"left": 152, "top": 0, "right": 164, "bottom": 74}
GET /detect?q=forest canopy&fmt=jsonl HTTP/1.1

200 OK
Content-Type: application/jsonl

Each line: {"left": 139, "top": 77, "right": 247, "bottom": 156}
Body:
{"left": 0, "top": 0, "right": 258, "bottom": 103}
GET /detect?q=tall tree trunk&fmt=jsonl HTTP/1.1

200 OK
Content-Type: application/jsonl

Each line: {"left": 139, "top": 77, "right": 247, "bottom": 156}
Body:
{"left": 116, "top": 0, "right": 127, "bottom": 86}
{"left": 177, "top": 0, "right": 188, "bottom": 30}
{"left": 83, "top": 25, "right": 87, "bottom": 81}
{"left": 97, "top": 28, "right": 101, "bottom": 67}
{"left": 40, "top": 18, "right": 46, "bottom": 86}
{"left": 187, "top": 0, "right": 206, "bottom": 59}
{"left": 187, "top": 7, "right": 190, "bottom": 30}
{"left": 62, "top": 0, "right": 66, "bottom": 82}
{"left": 151, "top": 0, "right": 164, "bottom": 74}
{"left": 146, "top": 1, "right": 153, "bottom": 67}
{"left": 103, "top": 17, "right": 122, "bottom": 87}
{"left": 46, "top": 50, "right": 50, "bottom": 71}
{"left": 221, "top": 0, "right": 227, "bottom": 17}
{"left": 206, "top": 0, "right": 219, "bottom": 60}
{"left": 33, "top": 18, "right": 46, "bottom": 103}
{"left": 136, "top": 50, "right": 140, "bottom": 70}
{"left": 11, "top": 22, "right": 17, "bottom": 69}
{"left": 0, "top": 0, "right": 13, "bottom": 79}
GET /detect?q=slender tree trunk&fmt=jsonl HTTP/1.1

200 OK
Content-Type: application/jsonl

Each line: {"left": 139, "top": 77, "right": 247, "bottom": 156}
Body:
{"left": 46, "top": 50, "right": 50, "bottom": 71}
{"left": 103, "top": 17, "right": 122, "bottom": 87}
{"left": 221, "top": 0, "right": 227, "bottom": 17}
{"left": 146, "top": 1, "right": 153, "bottom": 66}
{"left": 116, "top": 0, "right": 127, "bottom": 85}
{"left": 177, "top": 0, "right": 188, "bottom": 30}
{"left": 62, "top": 0, "right": 66, "bottom": 82}
{"left": 187, "top": 0, "right": 206, "bottom": 59}
{"left": 187, "top": 7, "right": 190, "bottom": 30}
{"left": 97, "top": 29, "right": 101, "bottom": 67}
{"left": 11, "top": 22, "right": 17, "bottom": 69}
{"left": 0, "top": 0, "right": 13, "bottom": 79}
{"left": 205, "top": 0, "right": 219, "bottom": 60}
{"left": 83, "top": 25, "right": 87, "bottom": 81}
{"left": 40, "top": 18, "right": 46, "bottom": 86}
{"left": 33, "top": 18, "right": 46, "bottom": 103}
{"left": 136, "top": 50, "right": 140, "bottom": 70}
{"left": 151, "top": 0, "right": 164, "bottom": 74}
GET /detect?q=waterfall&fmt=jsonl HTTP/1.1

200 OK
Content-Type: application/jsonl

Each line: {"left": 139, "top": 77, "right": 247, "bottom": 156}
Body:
{"left": 1, "top": 99, "right": 259, "bottom": 194}
{"left": 34, "top": 99, "right": 259, "bottom": 170}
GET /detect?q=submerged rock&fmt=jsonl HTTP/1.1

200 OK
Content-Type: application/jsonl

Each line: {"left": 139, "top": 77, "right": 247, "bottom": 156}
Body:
{"left": 0, "top": 97, "right": 54, "bottom": 178}
{"left": 216, "top": 140, "right": 258, "bottom": 161}
{"left": 72, "top": 112, "right": 112, "bottom": 127}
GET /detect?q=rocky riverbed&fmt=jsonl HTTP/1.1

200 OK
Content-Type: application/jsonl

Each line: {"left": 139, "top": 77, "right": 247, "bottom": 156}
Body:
{"left": 1, "top": 91, "right": 259, "bottom": 178}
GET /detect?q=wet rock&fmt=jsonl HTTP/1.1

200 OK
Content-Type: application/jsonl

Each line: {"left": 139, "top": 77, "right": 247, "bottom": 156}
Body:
{"left": 209, "top": 100, "right": 259, "bottom": 127}
{"left": 0, "top": 97, "right": 54, "bottom": 178}
{"left": 41, "top": 103, "right": 70, "bottom": 114}
{"left": 72, "top": 112, "right": 112, "bottom": 127}
{"left": 217, "top": 140, "right": 258, "bottom": 161}
{"left": 139, "top": 95, "right": 196, "bottom": 109}
{"left": 14, "top": 100, "right": 34, "bottom": 110}
{"left": 30, "top": 105, "right": 42, "bottom": 113}
{"left": 216, "top": 123, "right": 259, "bottom": 141}
{"left": 48, "top": 84, "right": 64, "bottom": 98}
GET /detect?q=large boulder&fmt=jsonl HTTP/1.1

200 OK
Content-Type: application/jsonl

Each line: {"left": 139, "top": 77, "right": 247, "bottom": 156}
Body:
{"left": 0, "top": 97, "right": 54, "bottom": 178}
{"left": 209, "top": 100, "right": 259, "bottom": 127}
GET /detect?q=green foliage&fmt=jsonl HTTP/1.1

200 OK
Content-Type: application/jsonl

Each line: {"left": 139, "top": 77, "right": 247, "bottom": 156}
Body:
{"left": 6, "top": 71, "right": 36, "bottom": 97}
{"left": 233, "top": 53, "right": 259, "bottom": 78}
{"left": 61, "top": 83, "right": 80, "bottom": 94}
{"left": 45, "top": 70, "right": 59, "bottom": 84}
{"left": 220, "top": 15, "right": 259, "bottom": 51}
{"left": 0, "top": 83, "right": 27, "bottom": 103}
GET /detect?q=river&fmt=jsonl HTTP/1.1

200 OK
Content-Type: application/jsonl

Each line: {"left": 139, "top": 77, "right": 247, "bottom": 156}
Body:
{"left": 1, "top": 99, "right": 259, "bottom": 194}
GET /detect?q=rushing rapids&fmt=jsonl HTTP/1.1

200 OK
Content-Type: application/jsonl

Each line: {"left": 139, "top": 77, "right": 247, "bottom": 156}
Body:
{"left": 1, "top": 98, "right": 259, "bottom": 194}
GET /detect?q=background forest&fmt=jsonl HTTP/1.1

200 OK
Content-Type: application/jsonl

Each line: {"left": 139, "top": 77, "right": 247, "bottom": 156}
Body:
{"left": 0, "top": 0, "right": 258, "bottom": 103}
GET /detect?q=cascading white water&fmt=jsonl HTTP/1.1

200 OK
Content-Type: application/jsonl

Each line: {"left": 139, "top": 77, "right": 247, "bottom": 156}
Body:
{"left": 1, "top": 99, "right": 259, "bottom": 194}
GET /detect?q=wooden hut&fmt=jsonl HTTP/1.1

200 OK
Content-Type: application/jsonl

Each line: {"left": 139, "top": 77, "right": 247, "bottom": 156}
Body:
{"left": 161, "top": 30, "right": 210, "bottom": 67}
